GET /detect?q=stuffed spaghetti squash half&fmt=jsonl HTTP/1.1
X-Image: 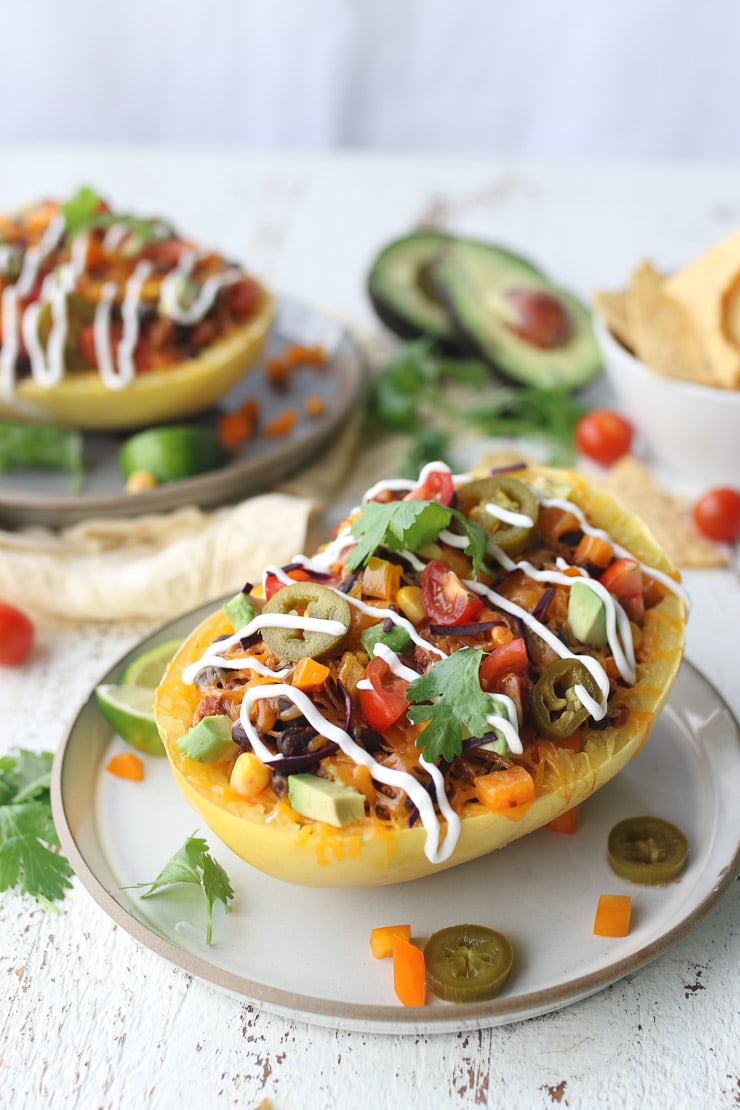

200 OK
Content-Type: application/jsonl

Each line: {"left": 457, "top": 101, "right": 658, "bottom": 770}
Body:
{"left": 154, "top": 462, "right": 687, "bottom": 886}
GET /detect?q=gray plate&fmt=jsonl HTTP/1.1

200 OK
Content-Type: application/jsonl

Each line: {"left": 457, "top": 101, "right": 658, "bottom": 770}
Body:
{"left": 51, "top": 608, "right": 740, "bottom": 1034}
{"left": 0, "top": 298, "right": 365, "bottom": 528}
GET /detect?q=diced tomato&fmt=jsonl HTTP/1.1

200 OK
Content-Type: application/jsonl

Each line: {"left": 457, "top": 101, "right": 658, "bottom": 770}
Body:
{"left": 420, "top": 560, "right": 483, "bottom": 626}
{"left": 406, "top": 467, "right": 454, "bottom": 506}
{"left": 80, "top": 321, "right": 124, "bottom": 369}
{"left": 225, "top": 277, "right": 260, "bottom": 322}
{"left": 599, "top": 557, "right": 644, "bottom": 622}
{"left": 359, "top": 657, "right": 410, "bottom": 733}
{"left": 133, "top": 338, "right": 157, "bottom": 372}
{"left": 479, "top": 637, "right": 529, "bottom": 689}
{"left": 264, "top": 568, "right": 311, "bottom": 601}
{"left": 140, "top": 238, "right": 190, "bottom": 267}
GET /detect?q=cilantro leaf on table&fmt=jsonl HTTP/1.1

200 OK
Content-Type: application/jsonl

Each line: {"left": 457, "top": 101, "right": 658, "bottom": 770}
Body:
{"left": 408, "top": 648, "right": 493, "bottom": 763}
{"left": 130, "top": 832, "right": 234, "bottom": 945}
{"left": 0, "top": 750, "right": 74, "bottom": 907}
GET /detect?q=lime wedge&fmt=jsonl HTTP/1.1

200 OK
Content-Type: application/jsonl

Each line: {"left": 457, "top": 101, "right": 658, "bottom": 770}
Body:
{"left": 118, "top": 425, "right": 226, "bottom": 483}
{"left": 122, "top": 638, "right": 183, "bottom": 688}
{"left": 95, "top": 683, "right": 163, "bottom": 755}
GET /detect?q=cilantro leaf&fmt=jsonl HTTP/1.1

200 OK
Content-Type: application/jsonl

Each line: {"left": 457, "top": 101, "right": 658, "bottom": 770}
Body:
{"left": 448, "top": 509, "right": 487, "bottom": 576}
{"left": 408, "top": 648, "right": 493, "bottom": 763}
{"left": 62, "top": 185, "right": 104, "bottom": 237}
{"left": 131, "top": 832, "right": 234, "bottom": 945}
{"left": 346, "top": 499, "right": 452, "bottom": 571}
{"left": 0, "top": 750, "right": 73, "bottom": 907}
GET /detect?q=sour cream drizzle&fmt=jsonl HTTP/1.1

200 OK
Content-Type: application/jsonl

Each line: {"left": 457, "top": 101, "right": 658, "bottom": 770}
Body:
{"left": 183, "top": 460, "right": 686, "bottom": 866}
{"left": 158, "top": 248, "right": 242, "bottom": 325}
{"left": 238, "top": 683, "right": 460, "bottom": 864}
{"left": 487, "top": 542, "right": 636, "bottom": 685}
{"left": 541, "top": 496, "right": 690, "bottom": 609}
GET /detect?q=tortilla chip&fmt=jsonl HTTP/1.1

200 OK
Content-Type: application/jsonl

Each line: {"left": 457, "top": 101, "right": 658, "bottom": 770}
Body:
{"left": 664, "top": 231, "right": 740, "bottom": 389}
{"left": 593, "top": 289, "right": 633, "bottom": 350}
{"left": 600, "top": 456, "right": 727, "bottom": 568}
{"left": 626, "top": 262, "right": 713, "bottom": 384}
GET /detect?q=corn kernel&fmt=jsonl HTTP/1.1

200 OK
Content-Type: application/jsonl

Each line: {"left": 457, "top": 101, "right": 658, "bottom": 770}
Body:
{"left": 230, "top": 752, "right": 271, "bottom": 800}
{"left": 125, "top": 469, "right": 159, "bottom": 494}
{"left": 396, "top": 586, "right": 425, "bottom": 624}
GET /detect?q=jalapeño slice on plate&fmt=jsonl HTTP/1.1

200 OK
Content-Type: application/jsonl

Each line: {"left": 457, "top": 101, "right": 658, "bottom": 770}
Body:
{"left": 423, "top": 924, "right": 514, "bottom": 1004}
{"left": 608, "top": 817, "right": 689, "bottom": 885}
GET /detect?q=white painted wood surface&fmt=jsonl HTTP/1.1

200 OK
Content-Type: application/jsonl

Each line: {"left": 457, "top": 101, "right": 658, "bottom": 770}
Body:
{"left": 0, "top": 151, "right": 738, "bottom": 1110}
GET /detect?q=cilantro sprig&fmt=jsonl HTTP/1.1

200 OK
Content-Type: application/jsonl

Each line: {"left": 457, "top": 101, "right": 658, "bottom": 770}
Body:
{"left": 368, "top": 339, "right": 587, "bottom": 470}
{"left": 62, "top": 185, "right": 172, "bottom": 246}
{"left": 128, "top": 832, "right": 234, "bottom": 945}
{"left": 346, "top": 498, "right": 486, "bottom": 574}
{"left": 407, "top": 648, "right": 496, "bottom": 763}
{"left": 0, "top": 750, "right": 74, "bottom": 908}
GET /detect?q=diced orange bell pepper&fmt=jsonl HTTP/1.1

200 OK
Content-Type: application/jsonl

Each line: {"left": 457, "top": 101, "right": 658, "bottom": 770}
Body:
{"left": 106, "top": 752, "right": 144, "bottom": 781}
{"left": 291, "top": 656, "right": 330, "bottom": 691}
{"left": 548, "top": 805, "right": 580, "bottom": 834}
{"left": 362, "top": 557, "right": 401, "bottom": 600}
{"left": 593, "top": 893, "right": 631, "bottom": 937}
{"left": 393, "top": 937, "right": 426, "bottom": 1006}
{"left": 474, "top": 765, "right": 536, "bottom": 813}
{"left": 370, "top": 924, "right": 412, "bottom": 959}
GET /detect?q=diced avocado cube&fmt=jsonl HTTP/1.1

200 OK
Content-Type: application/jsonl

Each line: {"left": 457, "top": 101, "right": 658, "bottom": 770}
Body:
{"left": 177, "top": 714, "right": 237, "bottom": 762}
{"left": 223, "top": 591, "right": 256, "bottom": 632}
{"left": 360, "top": 620, "right": 412, "bottom": 657}
{"left": 288, "top": 773, "right": 366, "bottom": 827}
{"left": 568, "top": 579, "right": 608, "bottom": 647}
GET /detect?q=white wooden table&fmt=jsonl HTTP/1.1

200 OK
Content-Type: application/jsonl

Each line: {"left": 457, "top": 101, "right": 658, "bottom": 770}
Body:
{"left": 0, "top": 150, "right": 738, "bottom": 1110}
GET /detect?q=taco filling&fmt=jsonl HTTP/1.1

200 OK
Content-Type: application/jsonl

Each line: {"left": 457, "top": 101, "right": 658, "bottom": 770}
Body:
{"left": 0, "top": 187, "right": 267, "bottom": 396}
{"left": 156, "top": 461, "right": 688, "bottom": 884}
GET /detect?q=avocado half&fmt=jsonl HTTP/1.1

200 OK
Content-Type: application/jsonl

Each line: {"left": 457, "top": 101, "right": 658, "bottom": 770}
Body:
{"left": 367, "top": 231, "right": 601, "bottom": 390}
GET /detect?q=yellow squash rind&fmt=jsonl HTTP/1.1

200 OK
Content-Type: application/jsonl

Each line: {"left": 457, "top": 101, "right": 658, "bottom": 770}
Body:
{"left": 0, "top": 288, "right": 274, "bottom": 430}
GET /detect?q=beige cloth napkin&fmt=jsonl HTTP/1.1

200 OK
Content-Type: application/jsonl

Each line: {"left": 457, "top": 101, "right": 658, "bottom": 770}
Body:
{"left": 0, "top": 494, "right": 314, "bottom": 621}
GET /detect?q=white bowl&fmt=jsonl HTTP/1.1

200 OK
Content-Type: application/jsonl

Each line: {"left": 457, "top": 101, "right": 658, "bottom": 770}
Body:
{"left": 593, "top": 314, "right": 740, "bottom": 485}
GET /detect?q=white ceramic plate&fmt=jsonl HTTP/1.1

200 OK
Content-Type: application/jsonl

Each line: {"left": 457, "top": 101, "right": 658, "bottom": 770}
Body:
{"left": 52, "top": 610, "right": 740, "bottom": 1034}
{"left": 0, "top": 298, "right": 365, "bottom": 528}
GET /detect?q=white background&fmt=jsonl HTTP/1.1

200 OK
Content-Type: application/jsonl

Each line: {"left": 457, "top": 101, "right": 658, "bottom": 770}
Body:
{"left": 2, "top": 0, "right": 738, "bottom": 158}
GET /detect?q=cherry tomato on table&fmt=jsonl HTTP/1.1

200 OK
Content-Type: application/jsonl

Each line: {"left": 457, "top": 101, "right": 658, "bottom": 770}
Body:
{"left": 692, "top": 487, "right": 740, "bottom": 544}
{"left": 575, "top": 410, "right": 633, "bottom": 467}
{"left": 420, "top": 560, "right": 483, "bottom": 626}
{"left": 0, "top": 601, "right": 34, "bottom": 665}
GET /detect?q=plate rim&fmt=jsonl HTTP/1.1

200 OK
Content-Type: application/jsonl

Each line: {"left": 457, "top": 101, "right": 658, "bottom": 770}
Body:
{"left": 0, "top": 296, "right": 366, "bottom": 526}
{"left": 51, "top": 607, "right": 740, "bottom": 1034}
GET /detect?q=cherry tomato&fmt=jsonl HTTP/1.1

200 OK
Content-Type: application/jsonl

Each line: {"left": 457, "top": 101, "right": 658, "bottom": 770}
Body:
{"left": 225, "top": 277, "right": 260, "bottom": 322}
{"left": 692, "top": 487, "right": 740, "bottom": 544}
{"left": 406, "top": 467, "right": 455, "bottom": 505}
{"left": 479, "top": 637, "right": 529, "bottom": 689}
{"left": 599, "top": 557, "right": 644, "bottom": 622}
{"left": 420, "top": 560, "right": 483, "bottom": 626}
{"left": 0, "top": 601, "right": 34, "bottom": 665}
{"left": 359, "top": 657, "right": 410, "bottom": 733}
{"left": 575, "top": 410, "right": 633, "bottom": 467}
{"left": 264, "top": 568, "right": 312, "bottom": 601}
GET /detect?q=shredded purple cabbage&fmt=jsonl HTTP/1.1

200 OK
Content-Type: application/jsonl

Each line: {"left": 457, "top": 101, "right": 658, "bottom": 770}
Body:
{"left": 531, "top": 586, "right": 556, "bottom": 623}
{"left": 487, "top": 462, "right": 528, "bottom": 475}
{"left": 266, "top": 742, "right": 339, "bottom": 774}
{"left": 428, "top": 619, "right": 506, "bottom": 637}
